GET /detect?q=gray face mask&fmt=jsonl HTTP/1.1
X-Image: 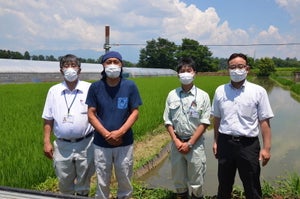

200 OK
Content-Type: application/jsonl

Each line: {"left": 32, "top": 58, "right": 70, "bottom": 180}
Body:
{"left": 229, "top": 68, "right": 247, "bottom": 82}
{"left": 63, "top": 68, "right": 78, "bottom": 82}
{"left": 105, "top": 64, "right": 121, "bottom": 78}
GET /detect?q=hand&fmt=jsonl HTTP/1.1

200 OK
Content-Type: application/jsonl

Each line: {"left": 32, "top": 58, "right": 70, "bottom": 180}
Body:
{"left": 175, "top": 139, "right": 190, "bottom": 154}
{"left": 44, "top": 142, "right": 53, "bottom": 159}
{"left": 105, "top": 131, "right": 123, "bottom": 146}
{"left": 259, "top": 148, "right": 271, "bottom": 166}
{"left": 212, "top": 141, "right": 218, "bottom": 159}
{"left": 180, "top": 142, "right": 190, "bottom": 154}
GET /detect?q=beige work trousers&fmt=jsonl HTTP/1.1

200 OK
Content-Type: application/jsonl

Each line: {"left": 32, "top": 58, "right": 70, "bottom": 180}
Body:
{"left": 170, "top": 138, "right": 206, "bottom": 198}
{"left": 53, "top": 135, "right": 95, "bottom": 195}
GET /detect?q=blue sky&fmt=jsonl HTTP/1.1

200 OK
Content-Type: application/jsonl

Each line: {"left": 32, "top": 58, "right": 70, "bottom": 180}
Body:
{"left": 0, "top": 0, "right": 299, "bottom": 63}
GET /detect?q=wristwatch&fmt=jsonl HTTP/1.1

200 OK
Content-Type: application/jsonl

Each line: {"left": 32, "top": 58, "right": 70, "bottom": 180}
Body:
{"left": 187, "top": 141, "right": 193, "bottom": 148}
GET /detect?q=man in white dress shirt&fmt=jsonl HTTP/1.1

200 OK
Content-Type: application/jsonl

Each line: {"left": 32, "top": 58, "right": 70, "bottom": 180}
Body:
{"left": 211, "top": 53, "right": 274, "bottom": 199}
{"left": 42, "top": 54, "right": 94, "bottom": 197}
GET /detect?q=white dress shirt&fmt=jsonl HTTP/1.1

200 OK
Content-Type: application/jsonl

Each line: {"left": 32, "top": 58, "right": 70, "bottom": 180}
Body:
{"left": 42, "top": 80, "right": 93, "bottom": 139}
{"left": 211, "top": 80, "right": 274, "bottom": 137}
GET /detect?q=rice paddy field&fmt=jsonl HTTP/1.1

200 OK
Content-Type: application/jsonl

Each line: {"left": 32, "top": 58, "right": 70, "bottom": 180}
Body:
{"left": 0, "top": 76, "right": 229, "bottom": 190}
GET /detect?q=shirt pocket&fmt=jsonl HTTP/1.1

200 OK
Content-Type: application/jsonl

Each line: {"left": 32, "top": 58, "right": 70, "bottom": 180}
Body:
{"left": 169, "top": 101, "right": 181, "bottom": 124}
{"left": 239, "top": 102, "right": 256, "bottom": 119}
{"left": 80, "top": 99, "right": 88, "bottom": 114}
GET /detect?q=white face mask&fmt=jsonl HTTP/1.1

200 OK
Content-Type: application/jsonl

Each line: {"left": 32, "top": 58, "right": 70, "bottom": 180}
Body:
{"left": 229, "top": 68, "right": 248, "bottom": 82}
{"left": 179, "top": 72, "right": 194, "bottom": 85}
{"left": 63, "top": 68, "right": 78, "bottom": 82}
{"left": 105, "top": 64, "right": 121, "bottom": 78}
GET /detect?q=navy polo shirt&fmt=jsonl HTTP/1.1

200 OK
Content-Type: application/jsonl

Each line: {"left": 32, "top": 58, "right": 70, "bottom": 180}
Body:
{"left": 86, "top": 78, "right": 142, "bottom": 148}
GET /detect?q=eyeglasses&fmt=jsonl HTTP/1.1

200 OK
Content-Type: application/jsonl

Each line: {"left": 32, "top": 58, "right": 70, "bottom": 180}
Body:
{"left": 228, "top": 64, "right": 247, "bottom": 69}
{"left": 62, "top": 62, "right": 79, "bottom": 68}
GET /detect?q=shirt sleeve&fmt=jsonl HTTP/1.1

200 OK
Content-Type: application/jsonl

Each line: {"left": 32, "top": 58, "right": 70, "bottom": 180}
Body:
{"left": 163, "top": 92, "right": 173, "bottom": 126}
{"left": 211, "top": 87, "right": 221, "bottom": 118}
{"left": 258, "top": 88, "right": 274, "bottom": 120}
{"left": 42, "top": 89, "right": 54, "bottom": 120}
{"left": 129, "top": 82, "right": 142, "bottom": 109}
{"left": 85, "top": 82, "right": 97, "bottom": 108}
{"left": 200, "top": 92, "right": 211, "bottom": 125}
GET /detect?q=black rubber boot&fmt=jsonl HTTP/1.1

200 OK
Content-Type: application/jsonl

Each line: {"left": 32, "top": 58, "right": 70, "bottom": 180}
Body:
{"left": 176, "top": 191, "right": 189, "bottom": 199}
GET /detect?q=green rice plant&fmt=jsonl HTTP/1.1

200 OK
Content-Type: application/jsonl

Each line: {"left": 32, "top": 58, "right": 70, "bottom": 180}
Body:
{"left": 194, "top": 75, "right": 229, "bottom": 100}
{"left": 288, "top": 173, "right": 300, "bottom": 197}
{"left": 132, "top": 181, "right": 174, "bottom": 199}
{"left": 131, "top": 75, "right": 229, "bottom": 140}
{"left": 274, "top": 172, "right": 300, "bottom": 198}
{"left": 1, "top": 76, "right": 300, "bottom": 198}
{"left": 271, "top": 75, "right": 295, "bottom": 87}
{"left": 261, "top": 179, "right": 276, "bottom": 198}
{"left": 291, "top": 83, "right": 300, "bottom": 94}
{"left": 0, "top": 76, "right": 229, "bottom": 190}
{"left": 34, "top": 177, "right": 59, "bottom": 192}
{"left": 131, "top": 76, "right": 180, "bottom": 140}
{"left": 232, "top": 186, "right": 245, "bottom": 199}
{"left": 0, "top": 83, "right": 56, "bottom": 188}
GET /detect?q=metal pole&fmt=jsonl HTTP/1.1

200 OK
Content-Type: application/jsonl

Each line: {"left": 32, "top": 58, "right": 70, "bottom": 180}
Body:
{"left": 104, "top": 25, "right": 110, "bottom": 53}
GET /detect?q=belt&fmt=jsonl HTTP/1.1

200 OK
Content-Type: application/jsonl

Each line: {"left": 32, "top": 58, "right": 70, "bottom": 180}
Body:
{"left": 58, "top": 132, "right": 93, "bottom": 143}
{"left": 220, "top": 133, "right": 257, "bottom": 142}
{"left": 175, "top": 134, "right": 191, "bottom": 142}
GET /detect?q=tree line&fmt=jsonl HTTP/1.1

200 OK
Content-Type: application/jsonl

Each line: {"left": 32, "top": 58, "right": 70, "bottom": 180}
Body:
{"left": 0, "top": 49, "right": 100, "bottom": 64}
{"left": 1, "top": 37, "right": 300, "bottom": 74}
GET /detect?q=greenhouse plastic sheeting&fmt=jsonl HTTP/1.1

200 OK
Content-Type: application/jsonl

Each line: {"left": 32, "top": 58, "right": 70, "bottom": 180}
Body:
{"left": 0, "top": 59, "right": 177, "bottom": 77}
{"left": 0, "top": 59, "right": 102, "bottom": 73}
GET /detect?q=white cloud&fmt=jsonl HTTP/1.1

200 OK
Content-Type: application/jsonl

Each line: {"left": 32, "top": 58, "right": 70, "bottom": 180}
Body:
{"left": 0, "top": 0, "right": 299, "bottom": 61}
{"left": 276, "top": 0, "right": 300, "bottom": 23}
{"left": 162, "top": 5, "right": 223, "bottom": 42}
{"left": 257, "top": 25, "right": 282, "bottom": 42}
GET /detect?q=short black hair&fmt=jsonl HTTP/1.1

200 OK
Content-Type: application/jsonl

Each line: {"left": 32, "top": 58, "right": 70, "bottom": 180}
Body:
{"left": 176, "top": 57, "right": 196, "bottom": 73}
{"left": 228, "top": 53, "right": 248, "bottom": 65}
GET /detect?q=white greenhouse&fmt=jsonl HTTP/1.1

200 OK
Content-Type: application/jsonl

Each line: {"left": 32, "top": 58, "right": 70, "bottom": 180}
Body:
{"left": 0, "top": 59, "right": 176, "bottom": 83}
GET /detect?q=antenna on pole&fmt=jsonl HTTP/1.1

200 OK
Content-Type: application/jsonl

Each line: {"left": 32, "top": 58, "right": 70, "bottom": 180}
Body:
{"left": 104, "top": 25, "right": 110, "bottom": 53}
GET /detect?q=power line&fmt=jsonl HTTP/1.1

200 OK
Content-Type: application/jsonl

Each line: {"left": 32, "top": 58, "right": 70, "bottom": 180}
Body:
{"left": 205, "top": 43, "right": 300, "bottom": 47}
{"left": 109, "top": 42, "right": 300, "bottom": 47}
{"left": 111, "top": 43, "right": 146, "bottom": 46}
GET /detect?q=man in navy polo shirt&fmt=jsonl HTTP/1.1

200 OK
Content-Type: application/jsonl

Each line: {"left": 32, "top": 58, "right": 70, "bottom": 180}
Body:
{"left": 86, "top": 51, "right": 142, "bottom": 199}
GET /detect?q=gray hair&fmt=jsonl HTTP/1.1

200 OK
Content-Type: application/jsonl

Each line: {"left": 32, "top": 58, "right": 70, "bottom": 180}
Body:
{"left": 59, "top": 54, "right": 81, "bottom": 68}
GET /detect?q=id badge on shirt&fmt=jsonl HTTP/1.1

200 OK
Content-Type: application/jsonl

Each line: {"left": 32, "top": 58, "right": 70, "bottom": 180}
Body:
{"left": 189, "top": 107, "right": 200, "bottom": 118}
{"left": 63, "top": 114, "right": 74, "bottom": 123}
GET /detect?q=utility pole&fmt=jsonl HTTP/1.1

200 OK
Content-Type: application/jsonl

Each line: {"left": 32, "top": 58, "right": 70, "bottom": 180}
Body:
{"left": 104, "top": 25, "right": 110, "bottom": 53}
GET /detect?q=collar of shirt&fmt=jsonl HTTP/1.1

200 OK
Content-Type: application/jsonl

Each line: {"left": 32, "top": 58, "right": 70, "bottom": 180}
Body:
{"left": 178, "top": 85, "right": 196, "bottom": 96}
{"left": 60, "top": 80, "right": 84, "bottom": 93}
{"left": 229, "top": 79, "right": 248, "bottom": 90}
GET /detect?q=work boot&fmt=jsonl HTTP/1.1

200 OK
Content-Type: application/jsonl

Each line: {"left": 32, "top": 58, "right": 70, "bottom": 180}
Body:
{"left": 176, "top": 191, "right": 189, "bottom": 199}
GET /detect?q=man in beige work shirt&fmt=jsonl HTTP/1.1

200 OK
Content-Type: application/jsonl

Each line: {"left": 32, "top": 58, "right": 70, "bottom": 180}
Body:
{"left": 163, "top": 57, "right": 211, "bottom": 199}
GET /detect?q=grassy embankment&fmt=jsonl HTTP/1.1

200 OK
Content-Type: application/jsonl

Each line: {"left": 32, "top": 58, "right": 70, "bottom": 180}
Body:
{"left": 270, "top": 67, "right": 300, "bottom": 102}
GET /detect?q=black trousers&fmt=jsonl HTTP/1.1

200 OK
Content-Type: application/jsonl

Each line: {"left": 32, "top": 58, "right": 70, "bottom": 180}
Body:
{"left": 216, "top": 133, "right": 262, "bottom": 199}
